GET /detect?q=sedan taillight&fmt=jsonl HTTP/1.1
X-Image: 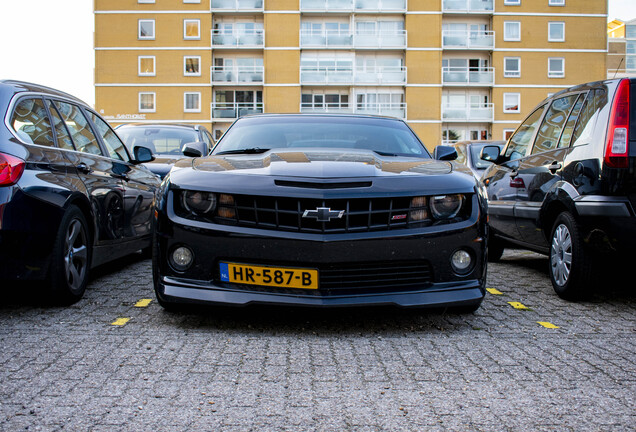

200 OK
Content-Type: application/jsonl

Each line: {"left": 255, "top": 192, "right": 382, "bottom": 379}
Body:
{"left": 605, "top": 78, "right": 630, "bottom": 168}
{"left": 0, "top": 152, "right": 25, "bottom": 186}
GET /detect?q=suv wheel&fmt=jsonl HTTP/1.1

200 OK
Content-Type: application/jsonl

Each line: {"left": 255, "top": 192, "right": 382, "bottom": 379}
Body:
{"left": 548, "top": 212, "right": 593, "bottom": 300}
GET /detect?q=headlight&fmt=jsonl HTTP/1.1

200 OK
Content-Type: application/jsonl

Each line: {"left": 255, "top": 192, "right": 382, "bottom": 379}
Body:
{"left": 181, "top": 190, "right": 217, "bottom": 214}
{"left": 430, "top": 194, "right": 464, "bottom": 219}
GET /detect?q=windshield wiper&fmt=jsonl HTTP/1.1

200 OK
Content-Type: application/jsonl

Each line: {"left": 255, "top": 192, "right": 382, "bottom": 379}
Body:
{"left": 215, "top": 147, "right": 270, "bottom": 155}
{"left": 373, "top": 150, "right": 401, "bottom": 157}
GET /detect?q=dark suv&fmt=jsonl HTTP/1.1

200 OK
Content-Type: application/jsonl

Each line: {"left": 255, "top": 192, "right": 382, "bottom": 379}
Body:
{"left": 481, "top": 78, "right": 635, "bottom": 299}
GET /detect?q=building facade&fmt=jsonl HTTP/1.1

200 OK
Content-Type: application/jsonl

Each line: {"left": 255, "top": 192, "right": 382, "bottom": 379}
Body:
{"left": 607, "top": 18, "right": 636, "bottom": 79}
{"left": 94, "top": 0, "right": 607, "bottom": 149}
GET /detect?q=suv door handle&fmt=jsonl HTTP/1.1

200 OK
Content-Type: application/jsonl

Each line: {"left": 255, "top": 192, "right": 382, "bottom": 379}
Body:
{"left": 547, "top": 162, "right": 562, "bottom": 173}
{"left": 111, "top": 172, "right": 129, "bottom": 181}
{"left": 76, "top": 162, "right": 92, "bottom": 174}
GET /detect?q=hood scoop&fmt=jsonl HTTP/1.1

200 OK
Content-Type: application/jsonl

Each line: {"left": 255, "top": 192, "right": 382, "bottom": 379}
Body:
{"left": 275, "top": 180, "right": 372, "bottom": 189}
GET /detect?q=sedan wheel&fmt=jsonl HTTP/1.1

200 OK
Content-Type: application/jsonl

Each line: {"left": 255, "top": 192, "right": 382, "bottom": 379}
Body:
{"left": 548, "top": 212, "right": 593, "bottom": 300}
{"left": 64, "top": 219, "right": 89, "bottom": 293}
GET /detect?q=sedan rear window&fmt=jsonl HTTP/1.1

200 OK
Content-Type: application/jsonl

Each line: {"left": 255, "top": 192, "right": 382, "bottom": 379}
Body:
{"left": 214, "top": 116, "right": 430, "bottom": 158}
{"left": 117, "top": 127, "right": 199, "bottom": 155}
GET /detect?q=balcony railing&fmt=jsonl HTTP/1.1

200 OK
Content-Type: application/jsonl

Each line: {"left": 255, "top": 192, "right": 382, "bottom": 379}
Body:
{"left": 299, "top": 66, "right": 407, "bottom": 85}
{"left": 212, "top": 102, "right": 264, "bottom": 119}
{"left": 210, "top": 0, "right": 263, "bottom": 11}
{"left": 442, "top": 0, "right": 494, "bottom": 13}
{"left": 300, "top": 102, "right": 407, "bottom": 119}
{"left": 442, "top": 67, "right": 494, "bottom": 85}
{"left": 299, "top": 0, "right": 406, "bottom": 12}
{"left": 442, "top": 103, "right": 494, "bottom": 122}
{"left": 300, "top": 29, "right": 407, "bottom": 49}
{"left": 211, "top": 66, "right": 264, "bottom": 84}
{"left": 212, "top": 29, "right": 264, "bottom": 48}
{"left": 442, "top": 30, "right": 495, "bottom": 50}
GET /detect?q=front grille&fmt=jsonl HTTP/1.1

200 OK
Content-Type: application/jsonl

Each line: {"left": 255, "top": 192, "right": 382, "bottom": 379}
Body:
{"left": 215, "top": 260, "right": 433, "bottom": 295}
{"left": 216, "top": 195, "right": 429, "bottom": 233}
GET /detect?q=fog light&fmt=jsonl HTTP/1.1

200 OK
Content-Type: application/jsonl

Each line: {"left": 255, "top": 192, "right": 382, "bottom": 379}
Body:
{"left": 451, "top": 249, "right": 472, "bottom": 274}
{"left": 171, "top": 246, "right": 193, "bottom": 271}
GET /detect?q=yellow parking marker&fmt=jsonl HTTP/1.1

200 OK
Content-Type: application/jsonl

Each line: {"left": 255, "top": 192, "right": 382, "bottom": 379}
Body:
{"left": 134, "top": 299, "right": 153, "bottom": 308}
{"left": 508, "top": 301, "right": 530, "bottom": 310}
{"left": 111, "top": 318, "right": 130, "bottom": 326}
{"left": 486, "top": 288, "right": 503, "bottom": 295}
{"left": 537, "top": 321, "right": 559, "bottom": 329}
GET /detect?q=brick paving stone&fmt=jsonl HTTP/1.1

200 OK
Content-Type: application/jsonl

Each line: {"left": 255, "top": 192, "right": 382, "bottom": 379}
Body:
{"left": 0, "top": 250, "right": 634, "bottom": 431}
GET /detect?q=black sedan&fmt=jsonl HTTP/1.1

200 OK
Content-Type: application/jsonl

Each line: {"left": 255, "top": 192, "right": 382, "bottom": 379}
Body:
{"left": 0, "top": 80, "right": 160, "bottom": 304}
{"left": 153, "top": 114, "right": 488, "bottom": 311}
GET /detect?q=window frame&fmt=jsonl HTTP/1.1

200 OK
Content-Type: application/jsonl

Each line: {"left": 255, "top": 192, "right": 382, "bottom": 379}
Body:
{"left": 548, "top": 57, "right": 565, "bottom": 78}
{"left": 138, "top": 0, "right": 155, "bottom": 3}
{"left": 139, "top": 92, "right": 157, "bottom": 113}
{"left": 138, "top": 19, "right": 155, "bottom": 40}
{"left": 503, "top": 93, "right": 521, "bottom": 113}
{"left": 548, "top": 21, "right": 565, "bottom": 42}
{"left": 503, "top": 57, "right": 521, "bottom": 78}
{"left": 548, "top": 0, "right": 565, "bottom": 5}
{"left": 504, "top": 0, "right": 521, "bottom": 4}
{"left": 183, "top": 19, "right": 201, "bottom": 40}
{"left": 138, "top": 56, "right": 156, "bottom": 76}
{"left": 184, "top": 56, "right": 202, "bottom": 76}
{"left": 503, "top": 21, "right": 521, "bottom": 42}
{"left": 184, "top": 92, "right": 202, "bottom": 113}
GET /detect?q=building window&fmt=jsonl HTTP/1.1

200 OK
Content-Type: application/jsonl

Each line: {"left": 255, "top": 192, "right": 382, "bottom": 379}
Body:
{"left": 184, "top": 19, "right": 200, "bottom": 40}
{"left": 184, "top": 0, "right": 201, "bottom": 2}
{"left": 503, "top": 57, "right": 521, "bottom": 77}
{"left": 548, "top": 57, "right": 565, "bottom": 78}
{"left": 504, "top": 0, "right": 520, "bottom": 4}
{"left": 138, "top": 56, "right": 155, "bottom": 76}
{"left": 627, "top": 25, "right": 636, "bottom": 39}
{"left": 184, "top": 92, "right": 201, "bottom": 113}
{"left": 503, "top": 93, "right": 520, "bottom": 113}
{"left": 548, "top": 22, "right": 565, "bottom": 42}
{"left": 138, "top": 20, "right": 155, "bottom": 40}
{"left": 139, "top": 92, "right": 156, "bottom": 112}
{"left": 503, "top": 129, "right": 515, "bottom": 140}
{"left": 548, "top": 0, "right": 565, "bottom": 5}
{"left": 138, "top": 0, "right": 155, "bottom": 3}
{"left": 503, "top": 21, "right": 521, "bottom": 41}
{"left": 184, "top": 56, "right": 201, "bottom": 76}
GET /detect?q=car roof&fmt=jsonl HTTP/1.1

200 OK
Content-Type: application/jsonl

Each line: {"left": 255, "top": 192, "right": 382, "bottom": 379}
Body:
{"left": 116, "top": 123, "right": 203, "bottom": 130}
{"left": 238, "top": 113, "right": 406, "bottom": 122}
{"left": 0, "top": 80, "right": 87, "bottom": 106}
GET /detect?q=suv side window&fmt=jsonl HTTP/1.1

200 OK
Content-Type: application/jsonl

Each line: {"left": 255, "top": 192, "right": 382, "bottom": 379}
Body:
{"left": 571, "top": 88, "right": 607, "bottom": 146}
{"left": 556, "top": 93, "right": 586, "bottom": 149}
{"left": 9, "top": 98, "right": 55, "bottom": 147}
{"left": 505, "top": 105, "right": 546, "bottom": 160}
{"left": 532, "top": 94, "right": 579, "bottom": 154}
{"left": 89, "top": 113, "right": 131, "bottom": 162}
{"left": 54, "top": 101, "right": 103, "bottom": 155}
{"left": 47, "top": 101, "right": 76, "bottom": 151}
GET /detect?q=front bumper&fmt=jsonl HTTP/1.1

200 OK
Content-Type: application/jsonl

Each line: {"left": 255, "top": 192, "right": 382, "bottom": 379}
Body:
{"left": 153, "top": 199, "right": 487, "bottom": 308}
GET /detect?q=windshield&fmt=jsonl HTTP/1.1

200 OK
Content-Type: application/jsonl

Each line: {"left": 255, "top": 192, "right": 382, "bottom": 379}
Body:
{"left": 470, "top": 143, "right": 504, "bottom": 169}
{"left": 213, "top": 116, "right": 430, "bottom": 158}
{"left": 117, "top": 126, "right": 199, "bottom": 155}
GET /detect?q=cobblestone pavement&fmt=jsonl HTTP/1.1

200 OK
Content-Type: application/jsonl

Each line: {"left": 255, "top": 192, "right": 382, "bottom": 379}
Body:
{"left": 0, "top": 250, "right": 634, "bottom": 431}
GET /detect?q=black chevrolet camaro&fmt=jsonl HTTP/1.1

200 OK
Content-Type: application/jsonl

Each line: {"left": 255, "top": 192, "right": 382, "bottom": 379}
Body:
{"left": 153, "top": 115, "right": 488, "bottom": 311}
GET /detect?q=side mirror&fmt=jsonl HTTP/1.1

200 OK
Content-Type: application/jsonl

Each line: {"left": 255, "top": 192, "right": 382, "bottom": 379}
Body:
{"left": 480, "top": 145, "right": 501, "bottom": 163}
{"left": 133, "top": 145, "right": 154, "bottom": 163}
{"left": 433, "top": 145, "right": 458, "bottom": 161}
{"left": 182, "top": 141, "right": 207, "bottom": 158}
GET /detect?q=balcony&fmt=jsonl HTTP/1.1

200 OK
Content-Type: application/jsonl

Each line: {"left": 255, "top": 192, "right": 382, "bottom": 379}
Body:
{"left": 210, "top": 0, "right": 263, "bottom": 11}
{"left": 442, "top": 30, "right": 495, "bottom": 50}
{"left": 300, "top": 102, "right": 407, "bottom": 119}
{"left": 211, "top": 102, "right": 264, "bottom": 120}
{"left": 442, "top": 0, "right": 493, "bottom": 13}
{"left": 299, "top": 66, "right": 407, "bottom": 85}
{"left": 211, "top": 66, "right": 264, "bottom": 85}
{"left": 442, "top": 67, "right": 494, "bottom": 86}
{"left": 299, "top": 0, "right": 406, "bottom": 13}
{"left": 300, "top": 30, "right": 407, "bottom": 49}
{"left": 441, "top": 103, "right": 494, "bottom": 122}
{"left": 211, "top": 29, "right": 264, "bottom": 48}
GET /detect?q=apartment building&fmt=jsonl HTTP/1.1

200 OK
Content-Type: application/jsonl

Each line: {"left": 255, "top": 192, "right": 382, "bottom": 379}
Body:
{"left": 94, "top": 0, "right": 607, "bottom": 148}
{"left": 607, "top": 18, "right": 636, "bottom": 79}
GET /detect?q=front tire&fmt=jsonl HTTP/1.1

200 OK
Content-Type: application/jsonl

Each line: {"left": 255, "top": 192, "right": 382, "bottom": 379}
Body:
{"left": 548, "top": 212, "right": 594, "bottom": 300}
{"left": 50, "top": 206, "right": 91, "bottom": 305}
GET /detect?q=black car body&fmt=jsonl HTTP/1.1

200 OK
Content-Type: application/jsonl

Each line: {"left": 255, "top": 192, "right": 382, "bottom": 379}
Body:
{"left": 0, "top": 80, "right": 160, "bottom": 303}
{"left": 116, "top": 123, "right": 215, "bottom": 179}
{"left": 153, "top": 114, "right": 488, "bottom": 311}
{"left": 446, "top": 140, "right": 505, "bottom": 179}
{"left": 481, "top": 78, "right": 636, "bottom": 299}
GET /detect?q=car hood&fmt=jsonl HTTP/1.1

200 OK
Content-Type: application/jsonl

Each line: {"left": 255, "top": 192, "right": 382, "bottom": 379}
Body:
{"left": 144, "top": 154, "right": 188, "bottom": 178}
{"left": 168, "top": 149, "right": 476, "bottom": 197}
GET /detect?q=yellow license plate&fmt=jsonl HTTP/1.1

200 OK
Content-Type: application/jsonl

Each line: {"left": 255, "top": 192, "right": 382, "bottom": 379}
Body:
{"left": 219, "top": 262, "right": 319, "bottom": 290}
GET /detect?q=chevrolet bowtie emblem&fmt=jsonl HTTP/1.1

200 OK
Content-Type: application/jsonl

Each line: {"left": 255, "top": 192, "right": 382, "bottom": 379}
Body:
{"left": 302, "top": 207, "right": 345, "bottom": 222}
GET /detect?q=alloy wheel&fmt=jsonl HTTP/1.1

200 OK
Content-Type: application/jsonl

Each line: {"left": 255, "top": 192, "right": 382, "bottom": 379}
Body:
{"left": 64, "top": 219, "right": 88, "bottom": 292}
{"left": 550, "top": 223, "right": 572, "bottom": 287}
